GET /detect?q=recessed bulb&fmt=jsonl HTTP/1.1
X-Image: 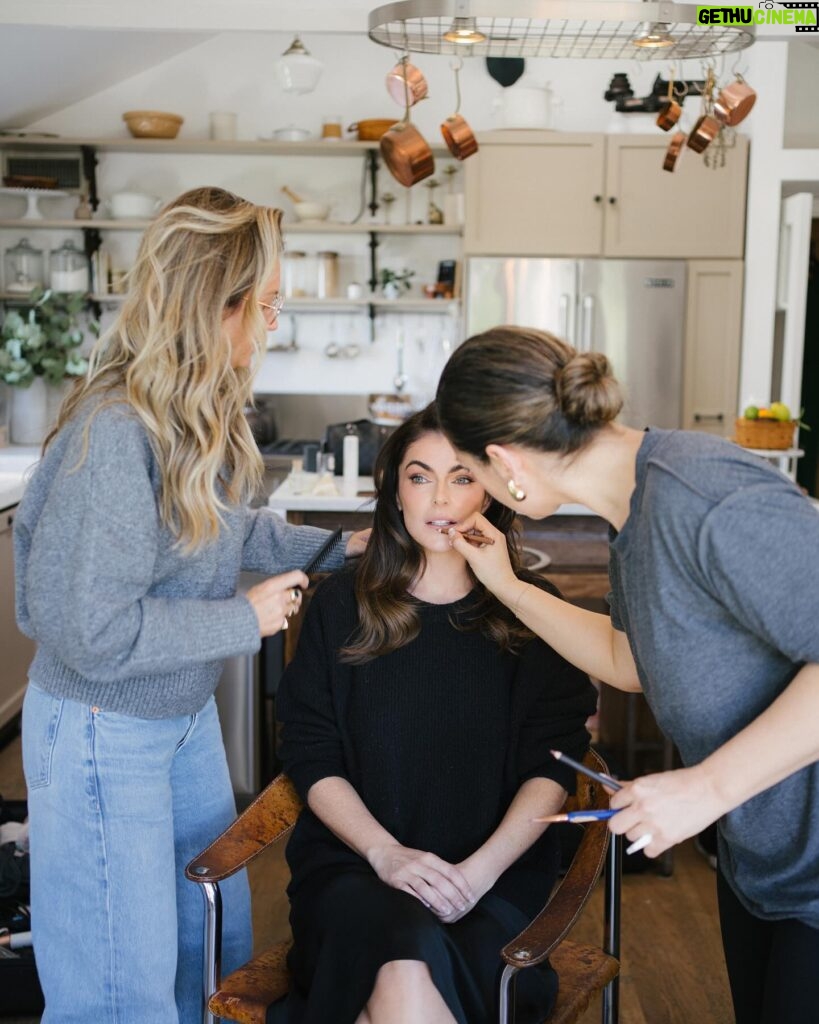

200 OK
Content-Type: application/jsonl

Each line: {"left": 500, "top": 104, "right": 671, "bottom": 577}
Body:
{"left": 633, "top": 21, "right": 674, "bottom": 48}
{"left": 443, "top": 17, "right": 487, "bottom": 44}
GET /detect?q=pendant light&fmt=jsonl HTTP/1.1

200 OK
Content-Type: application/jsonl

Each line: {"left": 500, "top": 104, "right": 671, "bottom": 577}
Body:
{"left": 368, "top": 2, "right": 754, "bottom": 61}
{"left": 276, "top": 35, "right": 323, "bottom": 94}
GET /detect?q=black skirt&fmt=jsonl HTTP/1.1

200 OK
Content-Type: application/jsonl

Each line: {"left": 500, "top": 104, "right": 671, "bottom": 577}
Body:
{"left": 270, "top": 865, "right": 558, "bottom": 1024}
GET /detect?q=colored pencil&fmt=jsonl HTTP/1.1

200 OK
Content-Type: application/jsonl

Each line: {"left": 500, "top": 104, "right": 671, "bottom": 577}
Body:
{"left": 531, "top": 809, "right": 621, "bottom": 824}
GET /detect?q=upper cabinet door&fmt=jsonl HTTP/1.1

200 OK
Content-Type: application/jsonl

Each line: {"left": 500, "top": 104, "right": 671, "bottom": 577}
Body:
{"left": 464, "top": 131, "right": 605, "bottom": 256}
{"left": 603, "top": 134, "right": 749, "bottom": 259}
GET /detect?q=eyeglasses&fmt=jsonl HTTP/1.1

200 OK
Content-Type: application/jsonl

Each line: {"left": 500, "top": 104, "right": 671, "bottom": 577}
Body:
{"left": 258, "top": 293, "right": 284, "bottom": 323}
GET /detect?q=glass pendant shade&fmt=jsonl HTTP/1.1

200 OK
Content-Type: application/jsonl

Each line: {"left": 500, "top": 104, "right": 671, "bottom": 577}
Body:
{"left": 276, "top": 35, "right": 323, "bottom": 94}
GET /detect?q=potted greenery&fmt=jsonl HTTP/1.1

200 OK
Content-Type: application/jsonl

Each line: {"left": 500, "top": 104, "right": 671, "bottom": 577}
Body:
{"left": 378, "top": 267, "right": 415, "bottom": 300}
{"left": 0, "top": 288, "right": 96, "bottom": 444}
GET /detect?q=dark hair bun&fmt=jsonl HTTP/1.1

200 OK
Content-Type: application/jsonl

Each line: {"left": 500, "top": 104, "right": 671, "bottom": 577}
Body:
{"left": 555, "top": 351, "right": 623, "bottom": 425}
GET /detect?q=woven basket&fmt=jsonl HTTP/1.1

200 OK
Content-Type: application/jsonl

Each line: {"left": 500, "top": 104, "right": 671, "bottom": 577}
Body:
{"left": 734, "top": 418, "right": 796, "bottom": 450}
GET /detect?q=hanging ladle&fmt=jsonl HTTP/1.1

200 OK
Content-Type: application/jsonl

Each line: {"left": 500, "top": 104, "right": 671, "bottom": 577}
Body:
{"left": 441, "top": 57, "right": 479, "bottom": 160}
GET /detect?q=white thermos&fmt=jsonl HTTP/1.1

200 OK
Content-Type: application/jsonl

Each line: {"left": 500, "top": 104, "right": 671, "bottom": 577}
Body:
{"left": 342, "top": 433, "right": 359, "bottom": 496}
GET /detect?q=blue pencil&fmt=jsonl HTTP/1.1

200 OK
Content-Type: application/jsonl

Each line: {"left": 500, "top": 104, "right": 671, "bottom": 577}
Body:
{"left": 550, "top": 749, "right": 623, "bottom": 791}
{"left": 531, "top": 809, "right": 621, "bottom": 824}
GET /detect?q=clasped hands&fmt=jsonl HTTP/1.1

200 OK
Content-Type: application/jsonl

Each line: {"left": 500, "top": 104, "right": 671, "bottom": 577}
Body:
{"left": 368, "top": 843, "right": 492, "bottom": 925}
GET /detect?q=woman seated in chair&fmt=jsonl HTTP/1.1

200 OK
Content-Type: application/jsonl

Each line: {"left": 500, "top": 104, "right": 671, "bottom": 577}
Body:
{"left": 276, "top": 402, "right": 598, "bottom": 1024}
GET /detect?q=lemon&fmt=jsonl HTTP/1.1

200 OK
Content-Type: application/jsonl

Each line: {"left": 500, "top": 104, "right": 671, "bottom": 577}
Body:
{"left": 770, "top": 402, "right": 791, "bottom": 422}
{"left": 743, "top": 405, "right": 759, "bottom": 420}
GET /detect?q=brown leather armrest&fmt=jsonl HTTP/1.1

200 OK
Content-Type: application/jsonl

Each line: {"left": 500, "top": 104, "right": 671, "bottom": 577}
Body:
{"left": 185, "top": 774, "right": 303, "bottom": 884}
{"left": 501, "top": 822, "right": 610, "bottom": 969}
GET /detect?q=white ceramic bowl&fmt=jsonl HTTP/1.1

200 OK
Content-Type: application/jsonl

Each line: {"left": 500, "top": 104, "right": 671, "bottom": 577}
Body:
{"left": 293, "top": 201, "right": 330, "bottom": 221}
{"left": 108, "top": 191, "right": 162, "bottom": 219}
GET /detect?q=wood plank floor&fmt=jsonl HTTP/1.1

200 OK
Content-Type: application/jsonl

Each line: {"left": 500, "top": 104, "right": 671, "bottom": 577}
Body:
{"left": 0, "top": 732, "right": 733, "bottom": 1024}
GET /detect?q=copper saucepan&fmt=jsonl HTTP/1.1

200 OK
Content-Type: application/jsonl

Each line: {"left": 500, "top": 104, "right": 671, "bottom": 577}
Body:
{"left": 686, "top": 115, "right": 721, "bottom": 154}
{"left": 380, "top": 56, "right": 435, "bottom": 186}
{"left": 380, "top": 122, "right": 435, "bottom": 186}
{"left": 440, "top": 59, "right": 478, "bottom": 160}
{"left": 662, "top": 131, "right": 686, "bottom": 172}
{"left": 656, "top": 75, "right": 686, "bottom": 132}
{"left": 441, "top": 115, "right": 478, "bottom": 160}
{"left": 386, "top": 57, "right": 428, "bottom": 107}
{"left": 714, "top": 74, "right": 756, "bottom": 127}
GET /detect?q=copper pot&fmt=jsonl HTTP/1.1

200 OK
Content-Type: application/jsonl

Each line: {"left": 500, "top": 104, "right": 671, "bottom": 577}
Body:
{"left": 714, "top": 76, "right": 756, "bottom": 127}
{"left": 347, "top": 118, "right": 398, "bottom": 141}
{"left": 380, "top": 122, "right": 435, "bottom": 187}
{"left": 386, "top": 58, "right": 428, "bottom": 107}
{"left": 441, "top": 114, "right": 478, "bottom": 160}
{"left": 656, "top": 98, "right": 682, "bottom": 132}
{"left": 662, "top": 131, "right": 686, "bottom": 172}
{"left": 686, "top": 115, "right": 720, "bottom": 154}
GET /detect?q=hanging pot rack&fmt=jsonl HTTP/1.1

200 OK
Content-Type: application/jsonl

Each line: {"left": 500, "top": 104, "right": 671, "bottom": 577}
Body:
{"left": 368, "top": 1, "right": 755, "bottom": 61}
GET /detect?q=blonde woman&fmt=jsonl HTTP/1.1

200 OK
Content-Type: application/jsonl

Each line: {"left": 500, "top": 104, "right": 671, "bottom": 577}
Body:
{"left": 14, "top": 187, "right": 366, "bottom": 1024}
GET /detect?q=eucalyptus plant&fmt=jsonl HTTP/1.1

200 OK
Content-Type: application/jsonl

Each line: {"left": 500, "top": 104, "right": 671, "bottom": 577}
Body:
{"left": 0, "top": 288, "right": 96, "bottom": 387}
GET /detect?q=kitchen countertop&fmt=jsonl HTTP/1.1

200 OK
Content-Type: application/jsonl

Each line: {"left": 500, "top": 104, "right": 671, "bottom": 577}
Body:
{"left": 0, "top": 445, "right": 41, "bottom": 510}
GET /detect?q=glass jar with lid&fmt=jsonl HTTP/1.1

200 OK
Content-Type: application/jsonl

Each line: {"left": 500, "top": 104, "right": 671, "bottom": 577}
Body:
{"left": 316, "top": 251, "right": 339, "bottom": 299}
{"left": 50, "top": 239, "right": 90, "bottom": 293}
{"left": 4, "top": 238, "right": 45, "bottom": 293}
{"left": 282, "top": 250, "right": 314, "bottom": 298}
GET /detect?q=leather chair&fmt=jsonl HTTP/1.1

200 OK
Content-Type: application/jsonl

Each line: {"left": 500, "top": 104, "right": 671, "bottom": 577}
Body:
{"left": 186, "top": 749, "right": 621, "bottom": 1024}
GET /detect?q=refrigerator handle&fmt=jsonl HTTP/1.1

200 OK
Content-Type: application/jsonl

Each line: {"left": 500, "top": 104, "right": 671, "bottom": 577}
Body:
{"left": 580, "top": 295, "right": 594, "bottom": 353}
{"left": 559, "top": 293, "right": 571, "bottom": 341}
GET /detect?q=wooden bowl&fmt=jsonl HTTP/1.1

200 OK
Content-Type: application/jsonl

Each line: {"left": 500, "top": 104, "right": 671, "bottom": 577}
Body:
{"left": 122, "top": 110, "right": 184, "bottom": 139}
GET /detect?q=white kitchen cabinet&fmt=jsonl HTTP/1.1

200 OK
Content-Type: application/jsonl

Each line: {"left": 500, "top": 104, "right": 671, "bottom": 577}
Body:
{"left": 0, "top": 505, "right": 34, "bottom": 729}
{"left": 682, "top": 260, "right": 744, "bottom": 437}
{"left": 464, "top": 131, "right": 748, "bottom": 260}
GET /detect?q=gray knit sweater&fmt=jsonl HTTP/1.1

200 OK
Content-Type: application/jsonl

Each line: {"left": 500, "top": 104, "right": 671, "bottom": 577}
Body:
{"left": 14, "top": 399, "right": 344, "bottom": 719}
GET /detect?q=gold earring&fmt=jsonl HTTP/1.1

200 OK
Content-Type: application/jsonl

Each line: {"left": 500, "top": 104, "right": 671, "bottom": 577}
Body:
{"left": 507, "top": 479, "right": 526, "bottom": 502}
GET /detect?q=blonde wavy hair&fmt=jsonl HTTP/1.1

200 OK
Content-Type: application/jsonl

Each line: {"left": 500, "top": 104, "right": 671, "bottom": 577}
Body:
{"left": 47, "top": 186, "right": 282, "bottom": 551}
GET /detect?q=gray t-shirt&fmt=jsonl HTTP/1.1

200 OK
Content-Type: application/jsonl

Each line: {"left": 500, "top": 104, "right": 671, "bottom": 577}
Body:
{"left": 608, "top": 428, "right": 819, "bottom": 927}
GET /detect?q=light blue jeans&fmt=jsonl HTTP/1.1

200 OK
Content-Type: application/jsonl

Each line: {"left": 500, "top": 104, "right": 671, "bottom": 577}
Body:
{"left": 23, "top": 683, "right": 252, "bottom": 1024}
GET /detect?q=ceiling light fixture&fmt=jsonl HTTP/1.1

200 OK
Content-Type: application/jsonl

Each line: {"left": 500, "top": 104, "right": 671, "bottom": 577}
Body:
{"left": 443, "top": 17, "right": 488, "bottom": 44}
{"left": 276, "top": 35, "right": 323, "bottom": 95}
{"left": 633, "top": 21, "right": 675, "bottom": 48}
{"left": 368, "top": 2, "right": 754, "bottom": 61}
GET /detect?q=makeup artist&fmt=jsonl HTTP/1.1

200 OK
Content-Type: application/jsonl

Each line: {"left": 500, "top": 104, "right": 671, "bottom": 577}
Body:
{"left": 14, "top": 187, "right": 367, "bottom": 1024}
{"left": 435, "top": 326, "right": 819, "bottom": 1024}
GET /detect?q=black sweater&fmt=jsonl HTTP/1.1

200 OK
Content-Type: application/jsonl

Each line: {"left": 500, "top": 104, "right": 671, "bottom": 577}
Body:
{"left": 277, "top": 569, "right": 597, "bottom": 914}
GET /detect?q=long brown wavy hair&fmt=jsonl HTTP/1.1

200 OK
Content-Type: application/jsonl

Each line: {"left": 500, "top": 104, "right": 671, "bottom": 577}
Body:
{"left": 341, "top": 403, "right": 542, "bottom": 663}
{"left": 46, "top": 187, "right": 282, "bottom": 551}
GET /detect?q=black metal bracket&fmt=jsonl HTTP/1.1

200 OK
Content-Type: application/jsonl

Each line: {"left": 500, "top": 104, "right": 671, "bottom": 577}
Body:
{"left": 366, "top": 149, "right": 380, "bottom": 219}
{"left": 80, "top": 145, "right": 99, "bottom": 212}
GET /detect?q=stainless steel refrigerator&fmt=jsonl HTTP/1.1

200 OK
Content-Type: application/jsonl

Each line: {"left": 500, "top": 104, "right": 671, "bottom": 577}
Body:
{"left": 466, "top": 258, "right": 687, "bottom": 429}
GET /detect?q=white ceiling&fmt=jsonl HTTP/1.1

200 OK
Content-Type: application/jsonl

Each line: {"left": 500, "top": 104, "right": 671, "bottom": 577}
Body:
{"left": 0, "top": 1, "right": 372, "bottom": 127}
